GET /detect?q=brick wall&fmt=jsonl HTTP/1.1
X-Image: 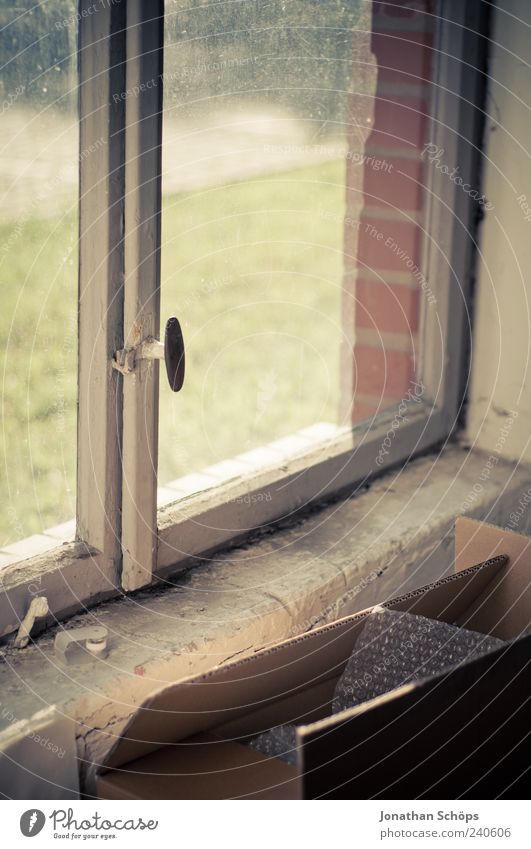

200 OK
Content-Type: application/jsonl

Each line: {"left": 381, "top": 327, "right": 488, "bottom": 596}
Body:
{"left": 342, "top": 0, "right": 435, "bottom": 422}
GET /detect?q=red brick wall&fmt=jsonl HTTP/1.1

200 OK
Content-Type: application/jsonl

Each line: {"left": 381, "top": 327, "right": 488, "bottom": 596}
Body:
{"left": 343, "top": 0, "right": 434, "bottom": 422}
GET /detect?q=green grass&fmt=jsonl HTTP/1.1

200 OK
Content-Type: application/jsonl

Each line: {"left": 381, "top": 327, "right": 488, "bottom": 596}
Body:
{"left": 0, "top": 158, "right": 345, "bottom": 545}
{"left": 0, "top": 212, "right": 78, "bottom": 547}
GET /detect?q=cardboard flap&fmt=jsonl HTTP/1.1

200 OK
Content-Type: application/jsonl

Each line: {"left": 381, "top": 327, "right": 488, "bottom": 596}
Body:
{"left": 455, "top": 517, "right": 531, "bottom": 638}
{"left": 298, "top": 633, "right": 531, "bottom": 799}
{"left": 381, "top": 556, "right": 507, "bottom": 622}
{"left": 97, "top": 732, "right": 300, "bottom": 800}
{"left": 102, "top": 555, "right": 506, "bottom": 772}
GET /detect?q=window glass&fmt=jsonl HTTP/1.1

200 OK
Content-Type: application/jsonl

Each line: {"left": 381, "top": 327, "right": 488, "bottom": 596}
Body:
{"left": 0, "top": 1, "right": 78, "bottom": 549}
{"left": 159, "top": 0, "right": 434, "bottom": 498}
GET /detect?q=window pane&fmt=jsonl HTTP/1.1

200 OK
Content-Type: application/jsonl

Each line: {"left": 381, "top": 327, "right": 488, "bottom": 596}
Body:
{"left": 0, "top": 1, "right": 78, "bottom": 551}
{"left": 159, "top": 0, "right": 433, "bottom": 496}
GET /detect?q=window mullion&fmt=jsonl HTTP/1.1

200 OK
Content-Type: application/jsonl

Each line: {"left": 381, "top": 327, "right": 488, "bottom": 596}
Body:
{"left": 77, "top": 0, "right": 126, "bottom": 576}
{"left": 121, "top": 0, "right": 164, "bottom": 590}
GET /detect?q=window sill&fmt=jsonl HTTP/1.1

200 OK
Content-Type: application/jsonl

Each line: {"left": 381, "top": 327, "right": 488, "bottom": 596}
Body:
{"left": 0, "top": 411, "right": 433, "bottom": 637}
{"left": 0, "top": 444, "right": 530, "bottom": 795}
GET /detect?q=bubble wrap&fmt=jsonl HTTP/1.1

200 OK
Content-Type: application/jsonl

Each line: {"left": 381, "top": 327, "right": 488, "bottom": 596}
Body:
{"left": 250, "top": 609, "right": 505, "bottom": 764}
{"left": 249, "top": 722, "right": 298, "bottom": 767}
{"left": 332, "top": 606, "right": 505, "bottom": 713}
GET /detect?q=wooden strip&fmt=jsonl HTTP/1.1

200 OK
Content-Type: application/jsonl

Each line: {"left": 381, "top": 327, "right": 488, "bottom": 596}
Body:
{"left": 419, "top": 0, "right": 490, "bottom": 430}
{"left": 77, "top": 0, "right": 125, "bottom": 579}
{"left": 121, "top": 0, "right": 164, "bottom": 590}
{"left": 156, "top": 407, "right": 442, "bottom": 572}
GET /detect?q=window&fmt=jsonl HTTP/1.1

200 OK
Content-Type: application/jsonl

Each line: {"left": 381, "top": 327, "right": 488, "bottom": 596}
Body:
{"left": 0, "top": 1, "right": 78, "bottom": 554}
{"left": 0, "top": 0, "right": 490, "bottom": 631}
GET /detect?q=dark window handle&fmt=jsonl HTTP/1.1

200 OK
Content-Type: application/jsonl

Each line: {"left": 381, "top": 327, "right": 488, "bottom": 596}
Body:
{"left": 163, "top": 316, "right": 185, "bottom": 392}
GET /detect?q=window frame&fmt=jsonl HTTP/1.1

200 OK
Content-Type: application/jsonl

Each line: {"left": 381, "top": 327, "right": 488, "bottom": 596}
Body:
{"left": 0, "top": 0, "right": 490, "bottom": 635}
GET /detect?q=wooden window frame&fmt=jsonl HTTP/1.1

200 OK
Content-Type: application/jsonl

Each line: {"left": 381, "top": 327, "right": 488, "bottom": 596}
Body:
{"left": 0, "top": 0, "right": 490, "bottom": 635}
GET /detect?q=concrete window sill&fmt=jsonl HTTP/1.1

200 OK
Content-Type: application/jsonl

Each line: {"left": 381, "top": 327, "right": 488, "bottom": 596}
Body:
{"left": 0, "top": 444, "right": 530, "bottom": 794}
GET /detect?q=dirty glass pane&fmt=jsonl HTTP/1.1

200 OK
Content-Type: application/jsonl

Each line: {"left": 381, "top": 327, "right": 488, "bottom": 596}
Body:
{"left": 0, "top": 1, "right": 78, "bottom": 553}
{"left": 159, "top": 0, "right": 433, "bottom": 497}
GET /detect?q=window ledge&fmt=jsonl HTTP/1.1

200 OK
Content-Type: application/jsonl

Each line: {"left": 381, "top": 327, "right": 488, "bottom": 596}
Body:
{"left": 0, "top": 444, "right": 530, "bottom": 795}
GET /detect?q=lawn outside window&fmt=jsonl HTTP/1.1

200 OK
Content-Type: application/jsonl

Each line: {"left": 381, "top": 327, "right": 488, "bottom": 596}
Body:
{"left": 0, "top": 0, "right": 491, "bottom": 637}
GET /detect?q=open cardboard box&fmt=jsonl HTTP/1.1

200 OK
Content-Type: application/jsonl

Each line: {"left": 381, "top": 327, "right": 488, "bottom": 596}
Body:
{"left": 97, "top": 518, "right": 531, "bottom": 799}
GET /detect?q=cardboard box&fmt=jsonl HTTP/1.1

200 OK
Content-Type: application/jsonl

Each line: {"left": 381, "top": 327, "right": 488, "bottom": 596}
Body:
{"left": 97, "top": 518, "right": 531, "bottom": 799}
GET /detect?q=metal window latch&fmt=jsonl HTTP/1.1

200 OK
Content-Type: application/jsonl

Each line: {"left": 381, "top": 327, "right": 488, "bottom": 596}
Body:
{"left": 54, "top": 626, "right": 109, "bottom": 665}
{"left": 112, "top": 316, "right": 185, "bottom": 392}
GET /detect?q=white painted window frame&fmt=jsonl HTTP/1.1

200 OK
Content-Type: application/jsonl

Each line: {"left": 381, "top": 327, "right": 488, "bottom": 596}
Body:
{"left": 0, "top": 0, "right": 490, "bottom": 636}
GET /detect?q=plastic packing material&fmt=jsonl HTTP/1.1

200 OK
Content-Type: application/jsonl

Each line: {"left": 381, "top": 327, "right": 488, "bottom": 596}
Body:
{"left": 249, "top": 607, "right": 505, "bottom": 766}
